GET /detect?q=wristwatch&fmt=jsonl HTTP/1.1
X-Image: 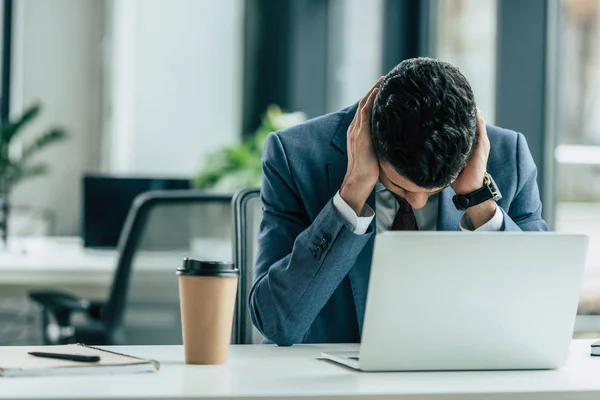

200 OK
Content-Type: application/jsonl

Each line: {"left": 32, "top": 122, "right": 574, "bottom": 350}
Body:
{"left": 452, "top": 172, "right": 502, "bottom": 211}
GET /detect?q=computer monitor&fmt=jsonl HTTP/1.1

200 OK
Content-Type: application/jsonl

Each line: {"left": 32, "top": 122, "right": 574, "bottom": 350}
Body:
{"left": 81, "top": 174, "right": 190, "bottom": 248}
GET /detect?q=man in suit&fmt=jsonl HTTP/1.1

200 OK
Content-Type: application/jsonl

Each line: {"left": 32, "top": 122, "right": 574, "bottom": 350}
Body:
{"left": 250, "top": 58, "right": 548, "bottom": 346}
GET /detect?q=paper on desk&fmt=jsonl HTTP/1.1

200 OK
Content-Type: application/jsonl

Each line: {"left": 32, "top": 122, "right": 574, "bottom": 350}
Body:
{"left": 0, "top": 343, "right": 159, "bottom": 377}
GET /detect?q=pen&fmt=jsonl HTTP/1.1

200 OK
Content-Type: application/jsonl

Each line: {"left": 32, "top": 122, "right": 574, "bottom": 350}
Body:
{"left": 28, "top": 352, "right": 101, "bottom": 363}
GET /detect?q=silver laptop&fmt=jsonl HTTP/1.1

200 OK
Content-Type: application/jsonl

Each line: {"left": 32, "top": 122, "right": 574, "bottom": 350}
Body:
{"left": 322, "top": 232, "right": 588, "bottom": 371}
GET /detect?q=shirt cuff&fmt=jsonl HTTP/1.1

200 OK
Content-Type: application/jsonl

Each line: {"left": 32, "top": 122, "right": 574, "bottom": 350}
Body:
{"left": 333, "top": 191, "right": 375, "bottom": 235}
{"left": 459, "top": 203, "right": 504, "bottom": 232}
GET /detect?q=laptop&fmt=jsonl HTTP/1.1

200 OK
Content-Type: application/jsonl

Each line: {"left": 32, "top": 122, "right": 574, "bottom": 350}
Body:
{"left": 322, "top": 232, "right": 588, "bottom": 371}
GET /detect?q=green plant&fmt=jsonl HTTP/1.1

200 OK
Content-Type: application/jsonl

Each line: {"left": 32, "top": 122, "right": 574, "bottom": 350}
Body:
{"left": 0, "top": 102, "right": 67, "bottom": 192}
{"left": 192, "top": 105, "right": 306, "bottom": 192}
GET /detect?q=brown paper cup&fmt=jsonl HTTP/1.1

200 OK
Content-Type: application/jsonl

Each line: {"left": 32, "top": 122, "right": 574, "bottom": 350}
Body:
{"left": 177, "top": 259, "right": 239, "bottom": 365}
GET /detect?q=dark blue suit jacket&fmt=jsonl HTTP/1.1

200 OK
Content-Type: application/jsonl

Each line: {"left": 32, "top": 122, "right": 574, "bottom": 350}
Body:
{"left": 250, "top": 104, "right": 548, "bottom": 346}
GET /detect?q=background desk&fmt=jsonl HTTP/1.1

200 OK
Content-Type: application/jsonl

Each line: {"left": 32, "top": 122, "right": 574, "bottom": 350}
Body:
{"left": 0, "top": 237, "right": 115, "bottom": 296}
{"left": 0, "top": 236, "right": 230, "bottom": 295}
{"left": 1, "top": 340, "right": 600, "bottom": 400}
{"left": 0, "top": 236, "right": 229, "bottom": 346}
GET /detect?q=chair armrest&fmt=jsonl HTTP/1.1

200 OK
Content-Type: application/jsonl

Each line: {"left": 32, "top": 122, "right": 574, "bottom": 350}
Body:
{"left": 29, "top": 291, "right": 106, "bottom": 344}
{"left": 29, "top": 291, "right": 92, "bottom": 313}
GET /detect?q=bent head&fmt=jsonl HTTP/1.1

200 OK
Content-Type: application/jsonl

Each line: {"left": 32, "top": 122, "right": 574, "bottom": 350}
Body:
{"left": 371, "top": 57, "right": 477, "bottom": 209}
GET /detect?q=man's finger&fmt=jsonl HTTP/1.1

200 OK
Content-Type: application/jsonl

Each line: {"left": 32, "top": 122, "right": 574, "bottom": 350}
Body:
{"left": 475, "top": 107, "right": 490, "bottom": 151}
{"left": 362, "top": 88, "right": 379, "bottom": 119}
{"left": 347, "top": 117, "right": 356, "bottom": 138}
{"left": 476, "top": 107, "right": 486, "bottom": 134}
{"left": 358, "top": 76, "right": 385, "bottom": 109}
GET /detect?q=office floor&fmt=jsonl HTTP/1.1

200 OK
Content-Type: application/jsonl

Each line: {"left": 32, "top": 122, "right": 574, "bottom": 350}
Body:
{"left": 0, "top": 299, "right": 42, "bottom": 345}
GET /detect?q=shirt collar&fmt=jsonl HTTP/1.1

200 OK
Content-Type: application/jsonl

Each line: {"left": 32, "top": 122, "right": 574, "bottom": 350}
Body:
{"left": 375, "top": 181, "right": 387, "bottom": 193}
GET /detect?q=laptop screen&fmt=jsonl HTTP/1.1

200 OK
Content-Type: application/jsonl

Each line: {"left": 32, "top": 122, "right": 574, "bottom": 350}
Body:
{"left": 81, "top": 175, "right": 190, "bottom": 248}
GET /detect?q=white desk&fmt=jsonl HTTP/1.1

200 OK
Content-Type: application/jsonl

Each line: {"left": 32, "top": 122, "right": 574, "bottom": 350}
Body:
{"left": 0, "top": 237, "right": 116, "bottom": 287}
{"left": 1, "top": 340, "right": 600, "bottom": 400}
{"left": 0, "top": 236, "right": 230, "bottom": 296}
{"left": 0, "top": 236, "right": 202, "bottom": 285}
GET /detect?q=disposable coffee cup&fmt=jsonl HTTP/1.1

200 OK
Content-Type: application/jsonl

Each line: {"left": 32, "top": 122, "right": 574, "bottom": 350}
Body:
{"left": 177, "top": 258, "right": 239, "bottom": 365}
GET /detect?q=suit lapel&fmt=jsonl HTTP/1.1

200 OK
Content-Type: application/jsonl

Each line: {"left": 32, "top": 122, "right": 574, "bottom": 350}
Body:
{"left": 326, "top": 156, "right": 347, "bottom": 198}
{"left": 437, "top": 187, "right": 462, "bottom": 230}
{"left": 329, "top": 104, "right": 354, "bottom": 155}
{"left": 326, "top": 104, "right": 354, "bottom": 197}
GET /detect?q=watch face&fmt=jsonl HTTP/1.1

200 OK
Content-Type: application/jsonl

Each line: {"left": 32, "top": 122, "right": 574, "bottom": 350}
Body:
{"left": 486, "top": 173, "right": 503, "bottom": 202}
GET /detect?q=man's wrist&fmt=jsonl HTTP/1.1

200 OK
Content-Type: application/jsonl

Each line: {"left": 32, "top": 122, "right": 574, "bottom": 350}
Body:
{"left": 465, "top": 199, "right": 497, "bottom": 229}
{"left": 340, "top": 178, "right": 375, "bottom": 216}
{"left": 453, "top": 179, "right": 485, "bottom": 196}
{"left": 333, "top": 191, "right": 375, "bottom": 235}
{"left": 453, "top": 172, "right": 502, "bottom": 213}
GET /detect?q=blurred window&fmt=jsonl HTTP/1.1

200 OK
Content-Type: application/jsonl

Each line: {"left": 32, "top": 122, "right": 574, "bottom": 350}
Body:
{"left": 0, "top": 1, "right": 5, "bottom": 119}
{"left": 556, "top": 0, "right": 600, "bottom": 274}
{"left": 326, "top": 0, "right": 383, "bottom": 112}
{"left": 432, "top": 0, "right": 497, "bottom": 124}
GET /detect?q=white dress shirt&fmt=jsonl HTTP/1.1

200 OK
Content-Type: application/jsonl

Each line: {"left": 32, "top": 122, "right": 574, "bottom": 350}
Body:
{"left": 333, "top": 182, "right": 503, "bottom": 235}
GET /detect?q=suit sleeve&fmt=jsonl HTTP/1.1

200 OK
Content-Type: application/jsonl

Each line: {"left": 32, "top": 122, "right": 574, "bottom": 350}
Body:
{"left": 249, "top": 132, "right": 374, "bottom": 346}
{"left": 501, "top": 133, "right": 548, "bottom": 231}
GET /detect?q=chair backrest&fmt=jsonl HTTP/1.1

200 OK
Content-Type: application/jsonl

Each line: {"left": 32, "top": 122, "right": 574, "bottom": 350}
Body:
{"left": 232, "top": 188, "right": 263, "bottom": 344}
{"left": 103, "top": 190, "right": 233, "bottom": 344}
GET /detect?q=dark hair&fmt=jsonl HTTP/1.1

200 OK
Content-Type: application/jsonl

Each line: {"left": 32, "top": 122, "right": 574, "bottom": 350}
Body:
{"left": 371, "top": 57, "right": 477, "bottom": 189}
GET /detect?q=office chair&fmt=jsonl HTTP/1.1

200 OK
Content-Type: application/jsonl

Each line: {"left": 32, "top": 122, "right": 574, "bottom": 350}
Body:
{"left": 232, "top": 188, "right": 264, "bottom": 344}
{"left": 29, "top": 190, "right": 233, "bottom": 345}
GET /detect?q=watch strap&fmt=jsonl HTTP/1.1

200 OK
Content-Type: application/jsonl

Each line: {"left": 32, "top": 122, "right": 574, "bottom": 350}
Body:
{"left": 460, "top": 185, "right": 493, "bottom": 209}
{"left": 452, "top": 173, "right": 501, "bottom": 211}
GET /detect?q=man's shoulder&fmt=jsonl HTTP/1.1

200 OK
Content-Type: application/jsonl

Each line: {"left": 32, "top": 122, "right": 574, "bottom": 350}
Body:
{"left": 273, "top": 105, "right": 353, "bottom": 154}
{"left": 486, "top": 124, "right": 536, "bottom": 185}
{"left": 261, "top": 105, "right": 354, "bottom": 216}
{"left": 486, "top": 124, "right": 521, "bottom": 147}
{"left": 486, "top": 124, "right": 526, "bottom": 162}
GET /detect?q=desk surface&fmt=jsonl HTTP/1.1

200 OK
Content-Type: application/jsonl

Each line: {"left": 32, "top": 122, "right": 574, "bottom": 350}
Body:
{"left": 0, "top": 237, "right": 116, "bottom": 286}
{"left": 0, "top": 237, "right": 229, "bottom": 287}
{"left": 2, "top": 340, "right": 600, "bottom": 400}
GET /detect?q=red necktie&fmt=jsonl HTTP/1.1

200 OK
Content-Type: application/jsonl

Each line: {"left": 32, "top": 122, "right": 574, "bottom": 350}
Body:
{"left": 391, "top": 196, "right": 418, "bottom": 231}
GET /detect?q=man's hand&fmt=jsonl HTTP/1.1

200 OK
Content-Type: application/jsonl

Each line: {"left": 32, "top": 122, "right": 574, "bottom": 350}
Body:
{"left": 339, "top": 77, "right": 384, "bottom": 215}
{"left": 451, "top": 108, "right": 496, "bottom": 229}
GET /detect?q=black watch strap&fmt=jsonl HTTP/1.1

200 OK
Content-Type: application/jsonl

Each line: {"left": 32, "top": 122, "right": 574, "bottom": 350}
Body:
{"left": 452, "top": 173, "right": 502, "bottom": 211}
{"left": 452, "top": 186, "right": 493, "bottom": 210}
